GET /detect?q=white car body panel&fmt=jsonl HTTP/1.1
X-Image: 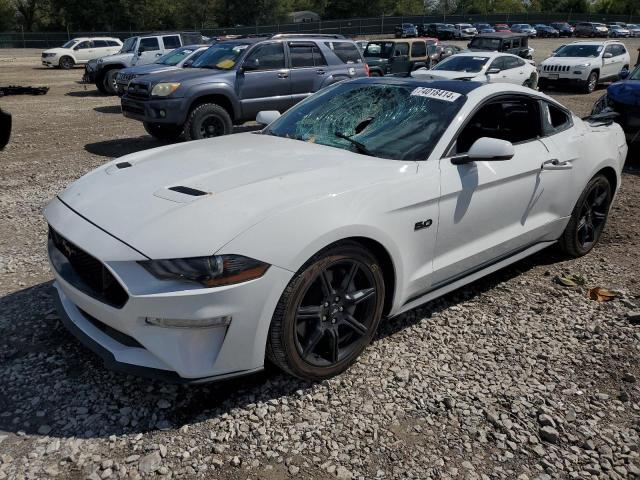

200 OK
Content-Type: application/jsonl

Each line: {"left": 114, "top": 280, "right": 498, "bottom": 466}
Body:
{"left": 412, "top": 52, "right": 537, "bottom": 86}
{"left": 41, "top": 37, "right": 122, "bottom": 67}
{"left": 45, "top": 81, "right": 627, "bottom": 381}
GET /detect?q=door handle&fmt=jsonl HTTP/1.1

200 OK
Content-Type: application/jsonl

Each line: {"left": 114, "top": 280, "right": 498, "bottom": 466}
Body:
{"left": 316, "top": 69, "right": 326, "bottom": 75}
{"left": 541, "top": 158, "right": 573, "bottom": 170}
{"left": 155, "top": 53, "right": 162, "bottom": 57}
{"left": 277, "top": 72, "right": 289, "bottom": 79}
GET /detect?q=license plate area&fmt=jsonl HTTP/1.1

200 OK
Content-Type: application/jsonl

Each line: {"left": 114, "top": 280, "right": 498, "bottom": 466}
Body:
{"left": 549, "top": 73, "right": 559, "bottom": 80}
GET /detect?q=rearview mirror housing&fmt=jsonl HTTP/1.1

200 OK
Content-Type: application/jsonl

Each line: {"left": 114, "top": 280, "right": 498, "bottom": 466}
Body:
{"left": 486, "top": 67, "right": 501, "bottom": 74}
{"left": 603, "top": 52, "right": 613, "bottom": 59}
{"left": 451, "top": 137, "right": 515, "bottom": 165}
{"left": 256, "top": 110, "right": 281, "bottom": 126}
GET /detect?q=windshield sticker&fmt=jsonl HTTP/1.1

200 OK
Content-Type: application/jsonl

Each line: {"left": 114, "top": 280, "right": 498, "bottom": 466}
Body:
{"left": 410, "top": 87, "right": 461, "bottom": 102}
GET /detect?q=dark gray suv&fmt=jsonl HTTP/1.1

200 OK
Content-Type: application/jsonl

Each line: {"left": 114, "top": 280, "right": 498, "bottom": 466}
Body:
{"left": 121, "top": 36, "right": 368, "bottom": 141}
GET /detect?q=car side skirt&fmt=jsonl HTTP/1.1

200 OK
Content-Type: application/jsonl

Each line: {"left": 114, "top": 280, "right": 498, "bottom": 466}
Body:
{"left": 392, "top": 240, "right": 556, "bottom": 317}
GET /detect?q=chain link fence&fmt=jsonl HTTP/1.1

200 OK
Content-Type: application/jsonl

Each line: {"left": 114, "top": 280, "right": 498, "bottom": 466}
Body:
{"left": 2, "top": 13, "right": 639, "bottom": 49}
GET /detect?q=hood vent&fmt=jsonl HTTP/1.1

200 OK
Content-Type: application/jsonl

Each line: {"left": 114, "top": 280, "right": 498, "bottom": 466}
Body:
{"left": 116, "top": 161, "right": 132, "bottom": 169}
{"left": 168, "top": 186, "right": 208, "bottom": 196}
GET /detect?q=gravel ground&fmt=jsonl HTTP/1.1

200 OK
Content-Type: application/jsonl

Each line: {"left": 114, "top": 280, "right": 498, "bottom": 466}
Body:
{"left": 0, "top": 39, "right": 639, "bottom": 480}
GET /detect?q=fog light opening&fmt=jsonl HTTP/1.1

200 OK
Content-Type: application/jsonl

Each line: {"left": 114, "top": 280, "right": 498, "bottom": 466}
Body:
{"left": 145, "top": 316, "right": 232, "bottom": 329}
{"left": 159, "top": 109, "right": 166, "bottom": 118}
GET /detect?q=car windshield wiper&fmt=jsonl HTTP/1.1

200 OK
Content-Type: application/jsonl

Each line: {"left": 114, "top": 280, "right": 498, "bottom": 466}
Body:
{"left": 334, "top": 131, "right": 377, "bottom": 157}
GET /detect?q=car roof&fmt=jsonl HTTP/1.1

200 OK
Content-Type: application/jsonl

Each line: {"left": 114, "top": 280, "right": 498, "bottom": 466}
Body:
{"left": 474, "top": 32, "right": 528, "bottom": 38}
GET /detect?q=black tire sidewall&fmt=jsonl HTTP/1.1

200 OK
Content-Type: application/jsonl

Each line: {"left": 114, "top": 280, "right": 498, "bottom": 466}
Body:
{"left": 104, "top": 69, "right": 120, "bottom": 95}
{"left": 269, "top": 243, "right": 385, "bottom": 381}
{"left": 185, "top": 104, "right": 232, "bottom": 141}
{"left": 59, "top": 56, "right": 74, "bottom": 69}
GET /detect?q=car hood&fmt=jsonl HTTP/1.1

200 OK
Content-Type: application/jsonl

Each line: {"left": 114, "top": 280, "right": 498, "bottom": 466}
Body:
{"left": 58, "top": 133, "right": 406, "bottom": 259}
{"left": 412, "top": 69, "right": 480, "bottom": 81}
{"left": 43, "top": 48, "right": 69, "bottom": 55}
{"left": 542, "top": 56, "right": 598, "bottom": 65}
{"left": 100, "top": 52, "right": 134, "bottom": 65}
{"left": 121, "top": 64, "right": 181, "bottom": 76}
{"left": 607, "top": 80, "right": 640, "bottom": 106}
{"left": 136, "top": 67, "right": 231, "bottom": 86}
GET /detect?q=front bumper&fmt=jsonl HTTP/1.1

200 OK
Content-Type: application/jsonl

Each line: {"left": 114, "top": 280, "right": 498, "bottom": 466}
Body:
{"left": 45, "top": 197, "right": 293, "bottom": 381}
{"left": 538, "top": 69, "right": 589, "bottom": 86}
{"left": 121, "top": 95, "right": 187, "bottom": 125}
{"left": 42, "top": 58, "right": 56, "bottom": 66}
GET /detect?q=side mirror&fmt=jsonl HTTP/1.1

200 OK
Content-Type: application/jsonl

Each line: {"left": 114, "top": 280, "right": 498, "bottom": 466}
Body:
{"left": 451, "top": 137, "right": 514, "bottom": 165}
{"left": 256, "top": 110, "right": 281, "bottom": 126}
{"left": 487, "top": 67, "right": 501, "bottom": 74}
{"left": 604, "top": 52, "right": 613, "bottom": 59}
{"left": 619, "top": 68, "right": 629, "bottom": 80}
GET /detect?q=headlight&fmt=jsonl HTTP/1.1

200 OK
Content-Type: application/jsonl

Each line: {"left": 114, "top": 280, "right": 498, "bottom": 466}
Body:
{"left": 139, "top": 254, "right": 270, "bottom": 287}
{"left": 97, "top": 58, "right": 103, "bottom": 64}
{"left": 151, "top": 82, "right": 181, "bottom": 97}
{"left": 575, "top": 63, "right": 591, "bottom": 69}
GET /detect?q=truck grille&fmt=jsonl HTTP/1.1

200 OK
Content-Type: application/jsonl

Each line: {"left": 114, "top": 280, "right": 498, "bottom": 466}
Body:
{"left": 543, "top": 65, "right": 570, "bottom": 72}
{"left": 127, "top": 82, "right": 150, "bottom": 99}
{"left": 48, "top": 227, "right": 128, "bottom": 309}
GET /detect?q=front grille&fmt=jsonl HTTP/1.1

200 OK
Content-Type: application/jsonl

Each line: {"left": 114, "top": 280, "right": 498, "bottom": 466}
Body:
{"left": 117, "top": 72, "right": 137, "bottom": 83}
{"left": 543, "top": 65, "right": 570, "bottom": 72}
{"left": 127, "top": 82, "right": 150, "bottom": 99}
{"left": 49, "top": 227, "right": 128, "bottom": 308}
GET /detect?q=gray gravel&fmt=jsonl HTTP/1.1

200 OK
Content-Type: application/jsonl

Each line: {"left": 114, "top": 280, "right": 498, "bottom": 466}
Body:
{"left": 1, "top": 43, "right": 639, "bottom": 479}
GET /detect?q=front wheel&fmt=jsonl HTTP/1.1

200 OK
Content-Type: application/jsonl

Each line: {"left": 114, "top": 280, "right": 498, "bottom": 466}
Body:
{"left": 583, "top": 71, "right": 598, "bottom": 93}
{"left": 559, "top": 174, "right": 612, "bottom": 257}
{"left": 266, "top": 242, "right": 385, "bottom": 381}
{"left": 143, "top": 122, "right": 183, "bottom": 141}
{"left": 103, "top": 69, "right": 120, "bottom": 95}
{"left": 184, "top": 103, "right": 233, "bottom": 141}
{"left": 59, "top": 56, "right": 74, "bottom": 69}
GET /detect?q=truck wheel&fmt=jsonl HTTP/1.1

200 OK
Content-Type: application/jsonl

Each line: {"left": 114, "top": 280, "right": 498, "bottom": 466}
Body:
{"left": 103, "top": 69, "right": 120, "bottom": 95}
{"left": 583, "top": 71, "right": 598, "bottom": 94}
{"left": 59, "top": 56, "right": 74, "bottom": 69}
{"left": 184, "top": 103, "right": 233, "bottom": 141}
{"left": 143, "top": 122, "right": 183, "bottom": 141}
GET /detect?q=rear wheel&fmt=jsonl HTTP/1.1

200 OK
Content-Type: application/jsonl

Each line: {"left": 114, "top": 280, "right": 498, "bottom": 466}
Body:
{"left": 143, "top": 122, "right": 183, "bottom": 141}
{"left": 59, "top": 56, "right": 74, "bottom": 69}
{"left": 559, "top": 174, "right": 612, "bottom": 257}
{"left": 267, "top": 242, "right": 385, "bottom": 381}
{"left": 184, "top": 103, "right": 233, "bottom": 141}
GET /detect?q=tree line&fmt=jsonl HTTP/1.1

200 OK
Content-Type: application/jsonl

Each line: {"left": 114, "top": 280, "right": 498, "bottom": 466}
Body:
{"left": 0, "top": 0, "right": 638, "bottom": 32}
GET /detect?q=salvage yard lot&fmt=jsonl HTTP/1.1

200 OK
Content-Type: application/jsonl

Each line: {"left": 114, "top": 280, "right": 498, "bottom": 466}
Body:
{"left": 0, "top": 37, "right": 639, "bottom": 479}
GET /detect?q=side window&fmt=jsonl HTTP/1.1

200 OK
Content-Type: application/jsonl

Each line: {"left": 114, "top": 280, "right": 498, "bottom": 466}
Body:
{"left": 503, "top": 40, "right": 512, "bottom": 49}
{"left": 244, "top": 43, "right": 285, "bottom": 70}
{"left": 75, "top": 41, "right": 92, "bottom": 50}
{"left": 139, "top": 37, "right": 160, "bottom": 52}
{"left": 512, "top": 38, "right": 521, "bottom": 48}
{"left": 324, "top": 41, "right": 362, "bottom": 63}
{"left": 541, "top": 101, "right": 571, "bottom": 134}
{"left": 289, "top": 43, "right": 325, "bottom": 68}
{"left": 489, "top": 57, "right": 505, "bottom": 71}
{"left": 394, "top": 42, "right": 409, "bottom": 56}
{"left": 516, "top": 57, "right": 525, "bottom": 67}
{"left": 162, "top": 35, "right": 181, "bottom": 49}
{"left": 410, "top": 41, "right": 426, "bottom": 57}
{"left": 503, "top": 56, "right": 520, "bottom": 69}
{"left": 455, "top": 97, "right": 541, "bottom": 153}
{"left": 107, "top": 40, "right": 120, "bottom": 47}
{"left": 614, "top": 44, "right": 626, "bottom": 56}
{"left": 93, "top": 40, "right": 108, "bottom": 48}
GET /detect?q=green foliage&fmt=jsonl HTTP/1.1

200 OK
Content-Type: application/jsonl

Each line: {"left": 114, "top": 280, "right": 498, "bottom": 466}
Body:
{"left": 0, "top": 0, "right": 15, "bottom": 30}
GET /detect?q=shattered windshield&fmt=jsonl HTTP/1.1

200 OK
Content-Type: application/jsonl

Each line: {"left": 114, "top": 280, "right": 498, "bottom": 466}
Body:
{"left": 364, "top": 42, "right": 394, "bottom": 59}
{"left": 191, "top": 42, "right": 249, "bottom": 69}
{"left": 264, "top": 82, "right": 466, "bottom": 161}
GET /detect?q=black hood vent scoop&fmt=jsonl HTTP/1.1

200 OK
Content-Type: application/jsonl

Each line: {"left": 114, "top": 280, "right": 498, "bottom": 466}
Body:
{"left": 168, "top": 186, "right": 208, "bottom": 196}
{"left": 116, "top": 161, "right": 132, "bottom": 169}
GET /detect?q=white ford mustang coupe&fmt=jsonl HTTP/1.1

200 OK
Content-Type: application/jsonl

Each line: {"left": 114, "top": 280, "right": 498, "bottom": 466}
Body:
{"left": 45, "top": 78, "right": 627, "bottom": 383}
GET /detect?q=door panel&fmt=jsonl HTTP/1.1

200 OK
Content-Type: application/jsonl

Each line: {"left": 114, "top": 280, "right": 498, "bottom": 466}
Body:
{"left": 288, "top": 42, "right": 328, "bottom": 104}
{"left": 237, "top": 42, "right": 291, "bottom": 119}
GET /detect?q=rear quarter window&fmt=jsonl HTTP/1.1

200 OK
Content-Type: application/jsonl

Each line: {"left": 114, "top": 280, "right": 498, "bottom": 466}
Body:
{"left": 162, "top": 35, "right": 181, "bottom": 49}
{"left": 411, "top": 41, "right": 426, "bottom": 57}
{"left": 324, "top": 41, "right": 362, "bottom": 64}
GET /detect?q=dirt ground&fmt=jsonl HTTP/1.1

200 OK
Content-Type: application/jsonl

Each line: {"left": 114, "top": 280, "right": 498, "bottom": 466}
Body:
{"left": 0, "top": 38, "right": 639, "bottom": 480}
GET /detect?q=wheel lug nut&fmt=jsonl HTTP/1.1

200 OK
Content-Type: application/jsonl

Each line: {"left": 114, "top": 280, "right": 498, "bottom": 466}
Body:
{"left": 322, "top": 316, "right": 326, "bottom": 321}
{"left": 335, "top": 296, "right": 340, "bottom": 302}
{"left": 324, "top": 302, "right": 329, "bottom": 307}
{"left": 331, "top": 318, "right": 336, "bottom": 324}
{"left": 339, "top": 307, "right": 343, "bottom": 311}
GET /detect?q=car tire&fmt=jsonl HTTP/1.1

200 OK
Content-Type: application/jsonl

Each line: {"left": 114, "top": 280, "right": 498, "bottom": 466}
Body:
{"left": 59, "top": 56, "right": 74, "bottom": 69}
{"left": 184, "top": 103, "right": 233, "bottom": 141}
{"left": 266, "top": 241, "right": 385, "bottom": 381}
{"left": 103, "top": 69, "right": 120, "bottom": 95}
{"left": 583, "top": 71, "right": 599, "bottom": 93}
{"left": 558, "top": 174, "right": 612, "bottom": 258}
{"left": 143, "top": 122, "right": 183, "bottom": 141}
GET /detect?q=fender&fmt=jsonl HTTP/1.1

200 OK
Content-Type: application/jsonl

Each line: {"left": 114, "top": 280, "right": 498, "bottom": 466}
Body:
{"left": 184, "top": 83, "right": 241, "bottom": 122}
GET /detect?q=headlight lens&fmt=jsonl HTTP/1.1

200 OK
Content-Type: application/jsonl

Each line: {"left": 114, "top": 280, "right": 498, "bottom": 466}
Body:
{"left": 139, "top": 254, "right": 269, "bottom": 287}
{"left": 576, "top": 63, "right": 591, "bottom": 69}
{"left": 151, "top": 82, "right": 181, "bottom": 97}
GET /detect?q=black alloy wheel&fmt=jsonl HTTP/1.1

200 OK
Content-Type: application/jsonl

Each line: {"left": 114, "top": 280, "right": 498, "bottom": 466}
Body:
{"left": 267, "top": 243, "right": 385, "bottom": 381}
{"left": 59, "top": 56, "right": 74, "bottom": 69}
{"left": 559, "top": 174, "right": 612, "bottom": 257}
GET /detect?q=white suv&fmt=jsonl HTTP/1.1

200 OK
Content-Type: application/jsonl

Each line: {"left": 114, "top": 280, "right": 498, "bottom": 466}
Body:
{"left": 41, "top": 37, "right": 123, "bottom": 69}
{"left": 538, "top": 40, "right": 630, "bottom": 93}
{"left": 454, "top": 23, "right": 478, "bottom": 39}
